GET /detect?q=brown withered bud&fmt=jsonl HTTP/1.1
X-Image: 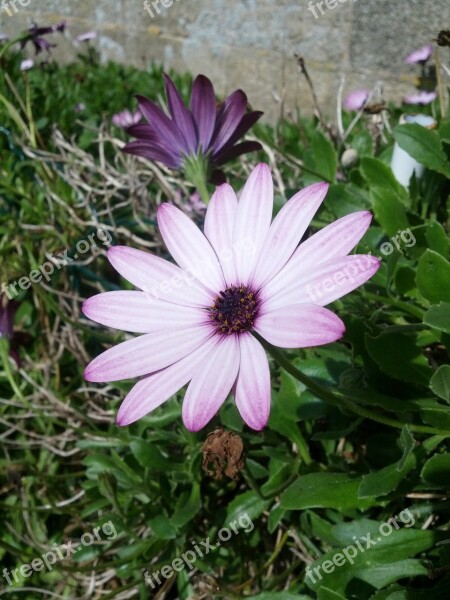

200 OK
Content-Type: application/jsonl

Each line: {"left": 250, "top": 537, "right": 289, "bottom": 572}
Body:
{"left": 363, "top": 102, "right": 388, "bottom": 115}
{"left": 202, "top": 427, "right": 244, "bottom": 480}
{"left": 436, "top": 30, "right": 450, "bottom": 47}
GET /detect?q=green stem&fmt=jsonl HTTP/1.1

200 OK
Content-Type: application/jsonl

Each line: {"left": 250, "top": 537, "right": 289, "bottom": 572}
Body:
{"left": 257, "top": 335, "right": 450, "bottom": 436}
{"left": 0, "top": 339, "right": 24, "bottom": 400}
{"left": 364, "top": 291, "right": 425, "bottom": 320}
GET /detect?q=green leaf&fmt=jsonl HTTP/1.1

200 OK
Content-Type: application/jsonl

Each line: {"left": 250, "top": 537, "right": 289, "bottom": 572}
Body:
{"left": 393, "top": 123, "right": 450, "bottom": 177}
{"left": 360, "top": 157, "right": 409, "bottom": 204}
{"left": 365, "top": 331, "right": 432, "bottom": 385}
{"left": 252, "top": 594, "right": 312, "bottom": 600}
{"left": 398, "top": 425, "right": 416, "bottom": 471}
{"left": 280, "top": 473, "right": 375, "bottom": 511}
{"left": 130, "top": 439, "right": 178, "bottom": 471}
{"left": 424, "top": 302, "right": 450, "bottom": 334}
{"left": 421, "top": 453, "right": 450, "bottom": 486}
{"left": 225, "top": 491, "right": 270, "bottom": 524}
{"left": 359, "top": 453, "right": 416, "bottom": 498}
{"left": 148, "top": 514, "right": 178, "bottom": 540}
{"left": 425, "top": 221, "right": 449, "bottom": 258}
{"left": 171, "top": 484, "right": 202, "bottom": 528}
{"left": 420, "top": 407, "right": 450, "bottom": 430}
{"left": 430, "top": 366, "right": 450, "bottom": 403}
{"left": 370, "top": 187, "right": 409, "bottom": 237}
{"left": 417, "top": 250, "right": 450, "bottom": 304}
{"left": 318, "top": 589, "right": 348, "bottom": 600}
{"left": 310, "top": 129, "right": 337, "bottom": 182}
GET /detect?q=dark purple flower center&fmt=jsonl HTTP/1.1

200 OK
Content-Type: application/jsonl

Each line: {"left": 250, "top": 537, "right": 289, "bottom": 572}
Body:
{"left": 210, "top": 286, "right": 259, "bottom": 335}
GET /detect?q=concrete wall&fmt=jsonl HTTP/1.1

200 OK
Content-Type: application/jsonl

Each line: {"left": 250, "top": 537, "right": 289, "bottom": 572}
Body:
{"left": 2, "top": 0, "right": 449, "bottom": 122}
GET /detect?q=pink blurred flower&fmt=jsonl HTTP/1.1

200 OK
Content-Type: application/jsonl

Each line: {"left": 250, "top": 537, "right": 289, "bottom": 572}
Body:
{"left": 82, "top": 164, "right": 379, "bottom": 431}
{"left": 112, "top": 109, "right": 142, "bottom": 129}
{"left": 343, "top": 89, "right": 369, "bottom": 111}
{"left": 405, "top": 44, "right": 433, "bottom": 64}
{"left": 403, "top": 91, "right": 437, "bottom": 105}
{"left": 75, "top": 31, "right": 97, "bottom": 43}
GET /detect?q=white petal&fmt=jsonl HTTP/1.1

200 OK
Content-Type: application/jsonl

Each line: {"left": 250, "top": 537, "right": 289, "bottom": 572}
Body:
{"left": 233, "top": 164, "right": 273, "bottom": 284}
{"left": 204, "top": 183, "right": 238, "bottom": 286}
{"left": 158, "top": 203, "right": 225, "bottom": 293}
{"left": 182, "top": 334, "right": 240, "bottom": 431}
{"left": 235, "top": 334, "right": 271, "bottom": 430}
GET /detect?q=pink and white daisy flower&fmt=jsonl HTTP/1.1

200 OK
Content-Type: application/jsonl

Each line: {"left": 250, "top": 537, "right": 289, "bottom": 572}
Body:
{"left": 83, "top": 164, "right": 380, "bottom": 431}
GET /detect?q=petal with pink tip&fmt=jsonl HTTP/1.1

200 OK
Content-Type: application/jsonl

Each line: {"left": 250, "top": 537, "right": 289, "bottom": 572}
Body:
{"left": 235, "top": 334, "right": 271, "bottom": 430}
{"left": 262, "top": 255, "right": 381, "bottom": 311}
{"left": 252, "top": 182, "right": 329, "bottom": 287}
{"left": 233, "top": 164, "right": 273, "bottom": 284}
{"left": 182, "top": 334, "right": 240, "bottom": 432}
{"left": 261, "top": 211, "right": 373, "bottom": 301}
{"left": 107, "top": 246, "right": 213, "bottom": 307}
{"left": 84, "top": 324, "right": 213, "bottom": 383}
{"left": 158, "top": 203, "right": 225, "bottom": 293}
{"left": 82, "top": 291, "right": 206, "bottom": 333}
{"left": 117, "top": 336, "right": 220, "bottom": 425}
{"left": 255, "top": 304, "right": 345, "bottom": 348}
{"left": 204, "top": 183, "right": 238, "bottom": 286}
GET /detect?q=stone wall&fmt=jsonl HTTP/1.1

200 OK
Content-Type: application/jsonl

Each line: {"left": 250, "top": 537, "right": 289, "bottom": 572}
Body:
{"left": 2, "top": 0, "right": 449, "bottom": 122}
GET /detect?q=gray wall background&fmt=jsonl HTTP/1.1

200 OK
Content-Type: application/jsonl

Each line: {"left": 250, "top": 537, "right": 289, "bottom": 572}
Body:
{"left": 2, "top": 0, "right": 449, "bottom": 122}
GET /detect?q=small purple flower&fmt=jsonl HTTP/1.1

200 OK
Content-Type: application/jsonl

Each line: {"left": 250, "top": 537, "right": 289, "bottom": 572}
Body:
{"left": 403, "top": 90, "right": 437, "bottom": 105}
{"left": 123, "top": 74, "right": 263, "bottom": 178}
{"left": 75, "top": 102, "right": 86, "bottom": 113}
{"left": 20, "top": 20, "right": 67, "bottom": 55}
{"left": 405, "top": 44, "right": 433, "bottom": 65}
{"left": 343, "top": 89, "right": 370, "bottom": 112}
{"left": 112, "top": 109, "right": 142, "bottom": 129}
{"left": 20, "top": 59, "right": 34, "bottom": 71}
{"left": 75, "top": 31, "right": 97, "bottom": 43}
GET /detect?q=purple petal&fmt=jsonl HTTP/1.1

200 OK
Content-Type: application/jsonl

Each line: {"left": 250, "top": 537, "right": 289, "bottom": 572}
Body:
{"left": 214, "top": 141, "right": 262, "bottom": 166}
{"left": 117, "top": 335, "right": 219, "bottom": 425}
{"left": 82, "top": 291, "right": 206, "bottom": 333}
{"left": 235, "top": 334, "right": 270, "bottom": 430}
{"left": 190, "top": 75, "right": 217, "bottom": 151}
{"left": 84, "top": 324, "right": 213, "bottom": 383}
{"left": 123, "top": 141, "right": 182, "bottom": 168}
{"left": 182, "top": 335, "right": 240, "bottom": 432}
{"left": 164, "top": 74, "right": 198, "bottom": 151}
{"left": 233, "top": 163, "right": 273, "bottom": 285}
{"left": 213, "top": 111, "right": 263, "bottom": 160}
{"left": 211, "top": 90, "right": 248, "bottom": 154}
{"left": 136, "top": 95, "right": 186, "bottom": 155}
{"left": 107, "top": 246, "right": 214, "bottom": 307}
{"left": 204, "top": 183, "right": 238, "bottom": 286}
{"left": 255, "top": 304, "right": 345, "bottom": 348}
{"left": 157, "top": 203, "right": 225, "bottom": 293}
{"left": 252, "top": 182, "right": 329, "bottom": 288}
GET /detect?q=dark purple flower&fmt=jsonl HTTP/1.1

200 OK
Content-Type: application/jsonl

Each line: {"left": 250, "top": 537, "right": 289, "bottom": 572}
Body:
{"left": 20, "top": 20, "right": 67, "bottom": 55}
{"left": 0, "top": 296, "right": 21, "bottom": 366}
{"left": 123, "top": 74, "right": 263, "bottom": 177}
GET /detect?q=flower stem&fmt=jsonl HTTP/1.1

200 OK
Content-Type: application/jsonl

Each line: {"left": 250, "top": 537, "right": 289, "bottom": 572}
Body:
{"left": 0, "top": 339, "right": 24, "bottom": 400}
{"left": 256, "top": 334, "right": 450, "bottom": 437}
